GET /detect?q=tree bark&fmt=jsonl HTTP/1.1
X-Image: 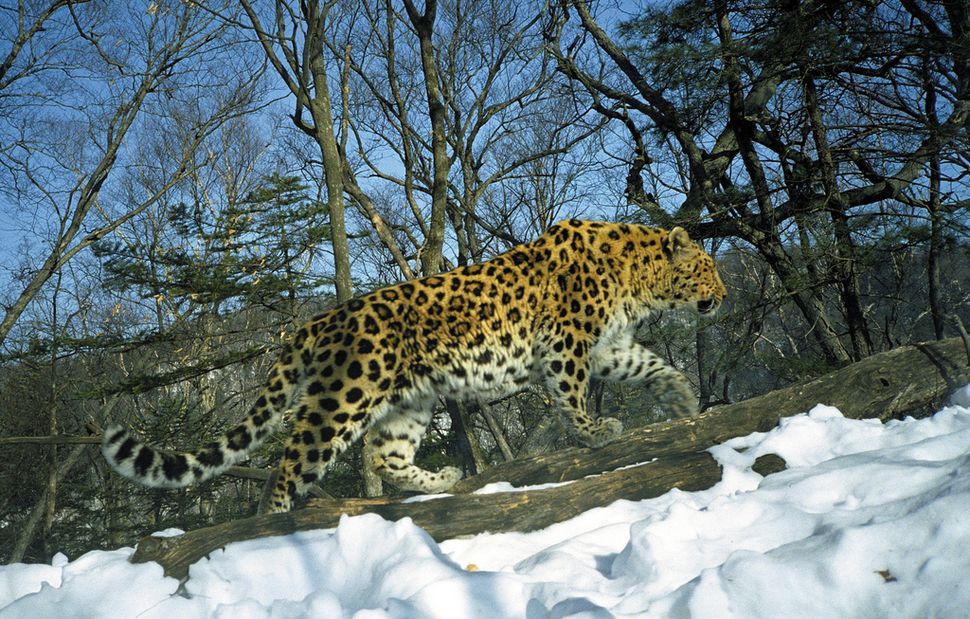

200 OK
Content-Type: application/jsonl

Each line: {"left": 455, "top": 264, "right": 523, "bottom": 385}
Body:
{"left": 238, "top": 0, "right": 353, "bottom": 302}
{"left": 360, "top": 430, "right": 384, "bottom": 498}
{"left": 304, "top": 3, "right": 352, "bottom": 302}
{"left": 129, "top": 338, "right": 970, "bottom": 581}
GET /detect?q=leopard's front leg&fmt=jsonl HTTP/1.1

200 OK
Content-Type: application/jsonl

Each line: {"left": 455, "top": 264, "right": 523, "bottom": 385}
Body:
{"left": 590, "top": 332, "right": 699, "bottom": 418}
{"left": 539, "top": 336, "right": 623, "bottom": 448}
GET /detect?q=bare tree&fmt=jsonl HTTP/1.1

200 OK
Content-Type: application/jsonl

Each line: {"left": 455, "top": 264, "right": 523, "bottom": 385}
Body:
{"left": 0, "top": 1, "right": 262, "bottom": 348}
{"left": 345, "top": 0, "right": 603, "bottom": 268}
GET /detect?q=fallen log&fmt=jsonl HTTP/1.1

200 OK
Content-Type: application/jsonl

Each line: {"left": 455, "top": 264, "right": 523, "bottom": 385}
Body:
{"left": 131, "top": 337, "right": 970, "bottom": 580}
{"left": 133, "top": 451, "right": 720, "bottom": 581}
{"left": 453, "top": 336, "right": 970, "bottom": 491}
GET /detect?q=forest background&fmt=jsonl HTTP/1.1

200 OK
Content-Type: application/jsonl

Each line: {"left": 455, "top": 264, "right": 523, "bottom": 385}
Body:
{"left": 1, "top": 0, "right": 967, "bottom": 565}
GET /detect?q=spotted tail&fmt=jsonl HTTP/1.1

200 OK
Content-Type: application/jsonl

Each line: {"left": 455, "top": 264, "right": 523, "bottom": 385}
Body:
{"left": 101, "top": 385, "right": 290, "bottom": 489}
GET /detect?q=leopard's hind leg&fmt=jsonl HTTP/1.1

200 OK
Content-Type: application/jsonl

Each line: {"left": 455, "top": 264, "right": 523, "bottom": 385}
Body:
{"left": 368, "top": 395, "right": 462, "bottom": 493}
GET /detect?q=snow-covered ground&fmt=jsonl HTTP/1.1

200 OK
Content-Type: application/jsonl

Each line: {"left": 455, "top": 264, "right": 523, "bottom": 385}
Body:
{"left": 5, "top": 386, "right": 970, "bottom": 619}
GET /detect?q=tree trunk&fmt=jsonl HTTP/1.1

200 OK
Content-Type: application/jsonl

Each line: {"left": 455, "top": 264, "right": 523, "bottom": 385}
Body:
{"left": 928, "top": 154, "right": 944, "bottom": 339}
{"left": 404, "top": 0, "right": 448, "bottom": 276}
{"left": 10, "top": 444, "right": 88, "bottom": 563}
{"left": 803, "top": 75, "right": 873, "bottom": 359}
{"left": 360, "top": 431, "right": 384, "bottom": 498}
{"left": 446, "top": 399, "right": 487, "bottom": 476}
{"left": 306, "top": 20, "right": 352, "bottom": 302}
{"left": 925, "top": 63, "right": 945, "bottom": 340}
{"left": 696, "top": 325, "right": 713, "bottom": 408}
{"left": 129, "top": 338, "right": 970, "bottom": 581}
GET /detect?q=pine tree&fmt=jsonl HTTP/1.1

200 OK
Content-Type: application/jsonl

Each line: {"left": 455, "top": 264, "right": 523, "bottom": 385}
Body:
{"left": 96, "top": 173, "right": 332, "bottom": 316}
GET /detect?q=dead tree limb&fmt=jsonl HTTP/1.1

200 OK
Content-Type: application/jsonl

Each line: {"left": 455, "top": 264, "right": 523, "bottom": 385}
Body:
{"left": 128, "top": 338, "right": 969, "bottom": 581}
{"left": 0, "top": 435, "right": 102, "bottom": 446}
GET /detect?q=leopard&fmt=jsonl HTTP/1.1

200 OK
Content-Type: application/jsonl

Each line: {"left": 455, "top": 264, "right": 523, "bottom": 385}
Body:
{"left": 102, "top": 219, "right": 726, "bottom": 513}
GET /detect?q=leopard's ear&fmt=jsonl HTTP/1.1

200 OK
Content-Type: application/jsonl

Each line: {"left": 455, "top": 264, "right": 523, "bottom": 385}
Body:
{"left": 665, "top": 227, "right": 691, "bottom": 256}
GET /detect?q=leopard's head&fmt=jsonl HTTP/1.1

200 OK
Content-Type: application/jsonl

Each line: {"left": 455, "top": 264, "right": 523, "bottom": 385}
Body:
{"left": 664, "top": 227, "right": 726, "bottom": 315}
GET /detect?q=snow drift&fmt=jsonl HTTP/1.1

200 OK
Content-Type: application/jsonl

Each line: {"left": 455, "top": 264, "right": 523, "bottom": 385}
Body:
{"left": 4, "top": 385, "right": 970, "bottom": 618}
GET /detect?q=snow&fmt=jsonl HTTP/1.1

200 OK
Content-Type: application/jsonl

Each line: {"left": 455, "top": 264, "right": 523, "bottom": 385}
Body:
{"left": 5, "top": 386, "right": 970, "bottom": 618}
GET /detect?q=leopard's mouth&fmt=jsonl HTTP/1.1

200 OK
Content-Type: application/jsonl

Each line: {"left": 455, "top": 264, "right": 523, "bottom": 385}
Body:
{"left": 696, "top": 298, "right": 719, "bottom": 314}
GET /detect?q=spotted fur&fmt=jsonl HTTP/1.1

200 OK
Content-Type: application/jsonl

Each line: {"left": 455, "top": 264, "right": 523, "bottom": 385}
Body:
{"left": 102, "top": 220, "right": 726, "bottom": 512}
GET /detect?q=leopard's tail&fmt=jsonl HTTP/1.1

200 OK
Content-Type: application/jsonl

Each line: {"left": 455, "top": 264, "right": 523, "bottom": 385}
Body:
{"left": 101, "top": 379, "right": 293, "bottom": 489}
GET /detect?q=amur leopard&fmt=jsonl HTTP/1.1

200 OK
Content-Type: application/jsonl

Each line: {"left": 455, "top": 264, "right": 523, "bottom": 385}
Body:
{"left": 102, "top": 220, "right": 726, "bottom": 513}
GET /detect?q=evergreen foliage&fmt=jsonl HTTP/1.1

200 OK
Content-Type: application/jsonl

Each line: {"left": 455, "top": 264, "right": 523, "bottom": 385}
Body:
{"left": 94, "top": 174, "right": 332, "bottom": 314}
